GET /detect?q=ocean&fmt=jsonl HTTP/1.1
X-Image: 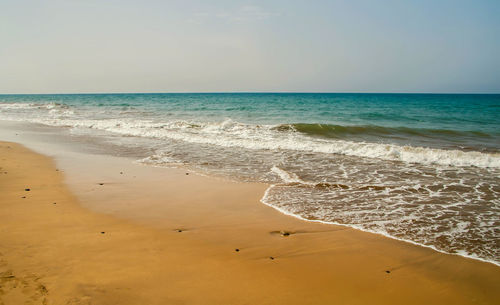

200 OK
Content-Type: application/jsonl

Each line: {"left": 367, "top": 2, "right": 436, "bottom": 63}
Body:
{"left": 0, "top": 93, "right": 499, "bottom": 265}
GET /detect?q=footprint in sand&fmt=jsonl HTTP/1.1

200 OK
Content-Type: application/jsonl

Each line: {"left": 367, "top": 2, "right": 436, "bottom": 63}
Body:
{"left": 0, "top": 256, "right": 48, "bottom": 304}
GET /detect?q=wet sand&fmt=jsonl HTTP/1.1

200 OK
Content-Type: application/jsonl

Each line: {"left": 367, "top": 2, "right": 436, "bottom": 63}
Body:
{"left": 0, "top": 141, "right": 499, "bottom": 305}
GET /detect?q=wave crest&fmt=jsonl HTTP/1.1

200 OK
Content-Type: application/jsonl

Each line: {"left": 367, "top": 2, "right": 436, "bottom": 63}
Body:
{"left": 274, "top": 123, "right": 493, "bottom": 139}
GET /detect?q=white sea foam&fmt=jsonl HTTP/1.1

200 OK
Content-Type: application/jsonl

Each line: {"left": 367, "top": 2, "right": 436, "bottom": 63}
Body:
{"left": 259, "top": 184, "right": 500, "bottom": 267}
{"left": 0, "top": 105, "right": 497, "bottom": 169}
{"left": 61, "top": 121, "right": 500, "bottom": 168}
{"left": 271, "top": 166, "right": 310, "bottom": 184}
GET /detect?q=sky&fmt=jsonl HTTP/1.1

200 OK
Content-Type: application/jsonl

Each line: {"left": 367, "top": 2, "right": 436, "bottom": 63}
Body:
{"left": 0, "top": 0, "right": 499, "bottom": 94}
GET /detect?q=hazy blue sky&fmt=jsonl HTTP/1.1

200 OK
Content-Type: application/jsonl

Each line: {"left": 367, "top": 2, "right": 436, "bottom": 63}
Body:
{"left": 1, "top": 0, "right": 499, "bottom": 93}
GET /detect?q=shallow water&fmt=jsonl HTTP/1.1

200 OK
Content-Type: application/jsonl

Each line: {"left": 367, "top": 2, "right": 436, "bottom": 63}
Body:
{"left": 1, "top": 93, "right": 499, "bottom": 265}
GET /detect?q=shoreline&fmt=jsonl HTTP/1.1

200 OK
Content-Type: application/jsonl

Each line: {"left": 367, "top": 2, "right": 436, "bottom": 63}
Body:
{"left": 261, "top": 185, "right": 500, "bottom": 268}
{"left": 1, "top": 119, "right": 498, "bottom": 267}
{"left": 1, "top": 140, "right": 499, "bottom": 304}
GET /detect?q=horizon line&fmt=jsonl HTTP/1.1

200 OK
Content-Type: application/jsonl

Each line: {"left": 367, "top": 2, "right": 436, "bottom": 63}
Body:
{"left": 1, "top": 91, "right": 500, "bottom": 95}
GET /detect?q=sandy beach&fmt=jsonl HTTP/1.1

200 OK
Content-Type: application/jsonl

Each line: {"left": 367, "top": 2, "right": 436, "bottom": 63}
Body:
{"left": 2, "top": 0, "right": 500, "bottom": 303}
{"left": 0, "top": 140, "right": 498, "bottom": 304}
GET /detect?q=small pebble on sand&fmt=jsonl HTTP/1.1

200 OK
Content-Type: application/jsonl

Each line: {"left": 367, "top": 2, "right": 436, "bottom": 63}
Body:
{"left": 280, "top": 231, "right": 291, "bottom": 237}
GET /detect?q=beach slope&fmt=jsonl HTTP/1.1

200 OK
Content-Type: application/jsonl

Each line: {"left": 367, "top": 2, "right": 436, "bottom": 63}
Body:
{"left": 0, "top": 141, "right": 499, "bottom": 305}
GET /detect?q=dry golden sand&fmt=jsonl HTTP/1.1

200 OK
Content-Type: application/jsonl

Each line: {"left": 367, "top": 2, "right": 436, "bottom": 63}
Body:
{"left": 0, "top": 141, "right": 499, "bottom": 305}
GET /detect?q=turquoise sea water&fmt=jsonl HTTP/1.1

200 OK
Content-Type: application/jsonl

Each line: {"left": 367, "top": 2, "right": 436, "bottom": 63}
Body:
{"left": 1, "top": 93, "right": 499, "bottom": 265}
{"left": 1, "top": 93, "right": 498, "bottom": 150}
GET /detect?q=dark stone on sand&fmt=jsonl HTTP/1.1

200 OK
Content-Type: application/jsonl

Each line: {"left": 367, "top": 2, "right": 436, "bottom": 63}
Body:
{"left": 186, "top": 173, "right": 189, "bottom": 175}
{"left": 21, "top": 196, "right": 26, "bottom": 199}
{"left": 53, "top": 202, "right": 57, "bottom": 205}
{"left": 235, "top": 248, "right": 240, "bottom": 252}
{"left": 25, "top": 188, "right": 30, "bottom": 191}
{"left": 280, "top": 230, "right": 290, "bottom": 237}
{"left": 269, "top": 257, "right": 274, "bottom": 260}
{"left": 385, "top": 270, "right": 391, "bottom": 274}
{"left": 120, "top": 172, "right": 123, "bottom": 174}
{"left": 101, "top": 232, "right": 105, "bottom": 234}
{"left": 177, "top": 229, "right": 183, "bottom": 232}
{"left": 98, "top": 183, "right": 104, "bottom": 185}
